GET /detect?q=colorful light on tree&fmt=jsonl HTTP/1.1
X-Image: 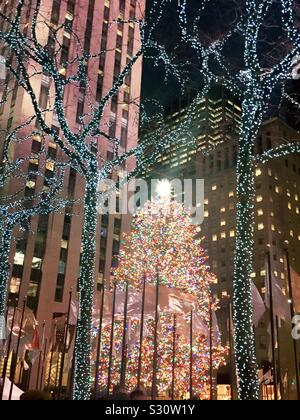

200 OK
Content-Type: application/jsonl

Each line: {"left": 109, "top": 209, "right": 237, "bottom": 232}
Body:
{"left": 92, "top": 198, "right": 228, "bottom": 399}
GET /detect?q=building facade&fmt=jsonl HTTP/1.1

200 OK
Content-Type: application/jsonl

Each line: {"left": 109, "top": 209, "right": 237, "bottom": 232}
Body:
{"left": 0, "top": 0, "right": 144, "bottom": 388}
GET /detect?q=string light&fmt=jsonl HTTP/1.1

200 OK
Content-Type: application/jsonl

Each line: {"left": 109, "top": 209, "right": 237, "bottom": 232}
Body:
{"left": 1, "top": 0, "right": 300, "bottom": 400}
{"left": 0, "top": 170, "right": 68, "bottom": 320}
{"left": 176, "top": 0, "right": 300, "bottom": 400}
{"left": 109, "top": 199, "right": 227, "bottom": 398}
{"left": 0, "top": 0, "right": 212, "bottom": 400}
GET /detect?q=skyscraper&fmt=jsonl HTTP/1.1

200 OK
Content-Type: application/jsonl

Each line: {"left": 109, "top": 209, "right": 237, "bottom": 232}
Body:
{"left": 146, "top": 89, "right": 300, "bottom": 399}
{"left": 0, "top": 0, "right": 145, "bottom": 388}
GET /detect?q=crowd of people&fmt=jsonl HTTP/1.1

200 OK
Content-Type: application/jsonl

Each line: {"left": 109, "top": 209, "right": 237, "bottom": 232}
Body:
{"left": 107, "top": 385, "right": 146, "bottom": 401}
{"left": 18, "top": 385, "right": 147, "bottom": 401}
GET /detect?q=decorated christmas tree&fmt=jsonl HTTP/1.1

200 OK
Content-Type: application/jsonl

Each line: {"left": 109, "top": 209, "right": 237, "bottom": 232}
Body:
{"left": 95, "top": 185, "right": 227, "bottom": 399}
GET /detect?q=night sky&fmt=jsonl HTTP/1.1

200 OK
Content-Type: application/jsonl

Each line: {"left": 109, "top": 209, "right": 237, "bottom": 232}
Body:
{"left": 140, "top": 0, "right": 300, "bottom": 127}
{"left": 141, "top": 0, "right": 243, "bottom": 107}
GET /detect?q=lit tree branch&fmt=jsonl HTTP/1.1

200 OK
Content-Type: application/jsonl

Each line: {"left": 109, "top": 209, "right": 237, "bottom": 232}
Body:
{"left": 0, "top": 0, "right": 199, "bottom": 400}
{"left": 255, "top": 141, "right": 300, "bottom": 164}
{"left": 0, "top": 164, "right": 72, "bottom": 318}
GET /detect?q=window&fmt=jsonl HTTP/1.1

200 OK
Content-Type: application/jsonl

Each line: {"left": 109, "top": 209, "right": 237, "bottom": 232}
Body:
{"left": 32, "top": 139, "right": 42, "bottom": 153}
{"left": 96, "top": 74, "right": 103, "bottom": 102}
{"left": 51, "top": 0, "right": 61, "bottom": 25}
{"left": 114, "top": 51, "right": 122, "bottom": 79}
{"left": 109, "top": 119, "right": 116, "bottom": 138}
{"left": 232, "top": 145, "right": 237, "bottom": 166}
{"left": 84, "top": 0, "right": 95, "bottom": 53}
{"left": 116, "top": 34, "right": 123, "bottom": 50}
{"left": 258, "top": 223, "right": 264, "bottom": 231}
{"left": 259, "top": 335, "right": 267, "bottom": 350}
{"left": 120, "top": 125, "right": 127, "bottom": 147}
{"left": 68, "top": 168, "right": 76, "bottom": 198}
{"left": 60, "top": 35, "right": 71, "bottom": 65}
{"left": 48, "top": 142, "right": 57, "bottom": 159}
{"left": 101, "top": 23, "right": 108, "bottom": 53}
{"left": 257, "top": 209, "right": 263, "bottom": 216}
{"left": 27, "top": 267, "right": 42, "bottom": 312}
{"left": 39, "top": 84, "right": 49, "bottom": 110}
{"left": 124, "top": 87, "right": 130, "bottom": 104}
{"left": 55, "top": 273, "right": 65, "bottom": 302}
{"left": 76, "top": 100, "right": 84, "bottom": 124}
{"left": 127, "top": 27, "right": 134, "bottom": 55}
{"left": 67, "top": 0, "right": 75, "bottom": 16}
{"left": 9, "top": 277, "right": 21, "bottom": 295}
{"left": 129, "top": 0, "right": 136, "bottom": 18}
{"left": 107, "top": 151, "right": 114, "bottom": 161}
{"left": 119, "top": 0, "right": 126, "bottom": 13}
{"left": 113, "top": 217, "right": 122, "bottom": 236}
{"left": 99, "top": 258, "right": 106, "bottom": 273}
{"left": 112, "top": 239, "right": 120, "bottom": 254}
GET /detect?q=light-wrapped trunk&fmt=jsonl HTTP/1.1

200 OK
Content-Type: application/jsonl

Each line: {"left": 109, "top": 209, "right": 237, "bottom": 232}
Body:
{"left": 233, "top": 100, "right": 260, "bottom": 400}
{"left": 0, "top": 219, "right": 12, "bottom": 319}
{"left": 73, "top": 175, "right": 98, "bottom": 400}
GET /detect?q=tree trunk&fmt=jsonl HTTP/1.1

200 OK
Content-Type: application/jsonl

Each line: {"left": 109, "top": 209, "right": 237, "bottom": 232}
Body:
{"left": 0, "top": 220, "right": 12, "bottom": 319}
{"left": 73, "top": 175, "right": 98, "bottom": 400}
{"left": 233, "top": 102, "right": 260, "bottom": 400}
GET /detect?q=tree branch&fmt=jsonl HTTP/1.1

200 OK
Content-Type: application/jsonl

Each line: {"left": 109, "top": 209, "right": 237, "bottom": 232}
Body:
{"left": 254, "top": 142, "right": 300, "bottom": 164}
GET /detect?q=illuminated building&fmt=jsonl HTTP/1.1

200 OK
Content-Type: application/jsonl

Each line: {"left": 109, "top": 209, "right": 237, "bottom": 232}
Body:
{"left": 146, "top": 88, "right": 300, "bottom": 399}
{"left": 0, "top": 0, "right": 144, "bottom": 388}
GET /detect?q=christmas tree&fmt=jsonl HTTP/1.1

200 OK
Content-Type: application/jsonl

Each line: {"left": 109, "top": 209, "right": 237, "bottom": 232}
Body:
{"left": 96, "top": 187, "right": 227, "bottom": 399}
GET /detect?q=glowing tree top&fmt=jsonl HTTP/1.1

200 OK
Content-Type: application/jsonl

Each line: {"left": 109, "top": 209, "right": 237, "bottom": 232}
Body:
{"left": 114, "top": 182, "right": 217, "bottom": 309}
